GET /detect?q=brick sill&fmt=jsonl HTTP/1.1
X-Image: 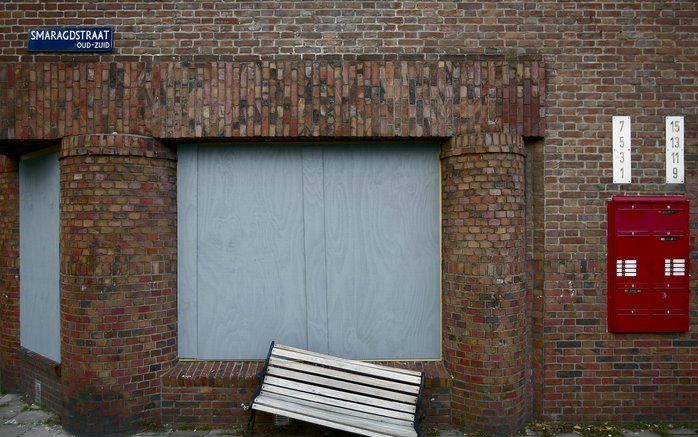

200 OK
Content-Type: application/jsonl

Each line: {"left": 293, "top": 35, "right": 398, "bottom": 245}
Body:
{"left": 162, "top": 359, "right": 452, "bottom": 390}
{"left": 19, "top": 348, "right": 61, "bottom": 378}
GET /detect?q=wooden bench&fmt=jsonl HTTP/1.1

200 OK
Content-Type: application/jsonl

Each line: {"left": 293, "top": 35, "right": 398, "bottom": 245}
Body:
{"left": 246, "top": 342, "right": 425, "bottom": 437}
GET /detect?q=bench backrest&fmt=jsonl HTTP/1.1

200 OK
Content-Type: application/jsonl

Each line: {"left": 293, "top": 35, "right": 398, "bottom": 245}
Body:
{"left": 260, "top": 343, "right": 425, "bottom": 426}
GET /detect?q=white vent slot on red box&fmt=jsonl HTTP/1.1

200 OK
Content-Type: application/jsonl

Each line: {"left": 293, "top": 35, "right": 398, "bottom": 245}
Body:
{"left": 616, "top": 259, "right": 637, "bottom": 277}
{"left": 664, "top": 258, "right": 685, "bottom": 276}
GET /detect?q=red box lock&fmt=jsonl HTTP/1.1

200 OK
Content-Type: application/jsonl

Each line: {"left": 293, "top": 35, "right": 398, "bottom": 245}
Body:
{"left": 608, "top": 195, "right": 690, "bottom": 333}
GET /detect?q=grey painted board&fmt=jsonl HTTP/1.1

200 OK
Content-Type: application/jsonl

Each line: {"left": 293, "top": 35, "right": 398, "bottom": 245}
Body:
{"left": 178, "top": 143, "right": 440, "bottom": 360}
{"left": 177, "top": 145, "right": 199, "bottom": 358}
{"left": 324, "top": 145, "right": 441, "bottom": 359}
{"left": 19, "top": 152, "right": 60, "bottom": 363}
{"left": 193, "top": 145, "right": 308, "bottom": 359}
{"left": 301, "top": 147, "right": 329, "bottom": 354}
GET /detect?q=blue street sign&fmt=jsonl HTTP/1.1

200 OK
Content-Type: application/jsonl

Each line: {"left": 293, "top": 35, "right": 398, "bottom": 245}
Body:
{"left": 27, "top": 27, "right": 113, "bottom": 52}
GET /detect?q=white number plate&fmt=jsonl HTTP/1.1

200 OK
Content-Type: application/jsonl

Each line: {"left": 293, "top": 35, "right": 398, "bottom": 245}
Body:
{"left": 665, "top": 116, "right": 684, "bottom": 184}
{"left": 613, "top": 116, "right": 631, "bottom": 183}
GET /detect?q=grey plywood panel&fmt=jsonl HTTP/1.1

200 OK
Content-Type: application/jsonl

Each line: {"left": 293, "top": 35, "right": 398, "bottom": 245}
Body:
{"left": 323, "top": 144, "right": 440, "bottom": 360}
{"left": 178, "top": 142, "right": 440, "bottom": 360}
{"left": 195, "top": 145, "right": 308, "bottom": 359}
{"left": 177, "top": 145, "right": 198, "bottom": 358}
{"left": 301, "top": 147, "right": 329, "bottom": 354}
{"left": 19, "top": 152, "right": 60, "bottom": 363}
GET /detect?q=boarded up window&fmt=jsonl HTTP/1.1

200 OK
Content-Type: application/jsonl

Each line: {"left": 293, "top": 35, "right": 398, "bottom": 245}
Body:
{"left": 178, "top": 144, "right": 440, "bottom": 360}
{"left": 20, "top": 151, "right": 60, "bottom": 363}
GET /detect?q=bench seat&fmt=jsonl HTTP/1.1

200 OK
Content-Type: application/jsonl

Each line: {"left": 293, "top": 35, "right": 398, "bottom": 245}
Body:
{"left": 248, "top": 342, "right": 425, "bottom": 437}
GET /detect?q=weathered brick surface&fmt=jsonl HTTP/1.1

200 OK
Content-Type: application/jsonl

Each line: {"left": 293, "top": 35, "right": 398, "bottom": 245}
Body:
{"left": 0, "top": 156, "right": 19, "bottom": 392}
{"left": 441, "top": 133, "right": 528, "bottom": 434}
{"left": 0, "top": 0, "right": 694, "bottom": 432}
{"left": 59, "top": 134, "right": 177, "bottom": 435}
{"left": 0, "top": 1, "right": 690, "bottom": 68}
{"left": 19, "top": 348, "right": 62, "bottom": 415}
{"left": 0, "top": 60, "right": 545, "bottom": 141}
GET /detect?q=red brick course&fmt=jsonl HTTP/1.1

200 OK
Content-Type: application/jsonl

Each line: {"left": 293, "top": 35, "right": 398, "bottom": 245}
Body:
{"left": 59, "top": 134, "right": 177, "bottom": 435}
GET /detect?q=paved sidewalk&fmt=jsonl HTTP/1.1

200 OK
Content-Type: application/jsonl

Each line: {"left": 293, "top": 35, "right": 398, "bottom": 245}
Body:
{"left": 0, "top": 393, "right": 66, "bottom": 437}
{"left": 1, "top": 392, "right": 696, "bottom": 437}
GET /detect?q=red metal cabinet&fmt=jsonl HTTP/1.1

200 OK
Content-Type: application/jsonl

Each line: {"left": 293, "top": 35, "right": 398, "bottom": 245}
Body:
{"left": 608, "top": 196, "right": 690, "bottom": 333}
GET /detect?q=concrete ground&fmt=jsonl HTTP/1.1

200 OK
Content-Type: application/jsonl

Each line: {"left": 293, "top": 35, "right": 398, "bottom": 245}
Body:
{"left": 1, "top": 393, "right": 696, "bottom": 437}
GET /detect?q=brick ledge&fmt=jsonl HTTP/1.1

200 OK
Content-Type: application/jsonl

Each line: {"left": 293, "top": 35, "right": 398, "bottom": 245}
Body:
{"left": 19, "top": 347, "right": 60, "bottom": 378}
{"left": 162, "top": 359, "right": 452, "bottom": 389}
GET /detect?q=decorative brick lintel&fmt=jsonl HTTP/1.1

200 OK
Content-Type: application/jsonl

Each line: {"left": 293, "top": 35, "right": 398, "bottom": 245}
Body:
{"left": 0, "top": 61, "right": 546, "bottom": 142}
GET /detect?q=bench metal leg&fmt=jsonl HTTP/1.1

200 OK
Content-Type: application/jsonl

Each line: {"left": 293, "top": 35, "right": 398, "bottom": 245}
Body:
{"left": 245, "top": 410, "right": 257, "bottom": 436}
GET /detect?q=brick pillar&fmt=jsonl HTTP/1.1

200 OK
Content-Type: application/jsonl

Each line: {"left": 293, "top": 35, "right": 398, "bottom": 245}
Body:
{"left": 0, "top": 155, "right": 20, "bottom": 391}
{"left": 441, "top": 132, "right": 528, "bottom": 435}
{"left": 59, "top": 134, "right": 177, "bottom": 435}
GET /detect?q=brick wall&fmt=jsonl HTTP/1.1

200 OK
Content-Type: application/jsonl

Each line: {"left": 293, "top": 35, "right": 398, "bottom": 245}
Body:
{"left": 1, "top": 1, "right": 690, "bottom": 65}
{"left": 529, "top": 0, "right": 697, "bottom": 422}
{"left": 19, "top": 348, "right": 62, "bottom": 415}
{"left": 0, "top": 0, "right": 695, "bottom": 432}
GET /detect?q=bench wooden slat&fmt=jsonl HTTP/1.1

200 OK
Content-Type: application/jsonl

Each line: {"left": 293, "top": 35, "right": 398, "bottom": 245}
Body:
{"left": 257, "top": 392, "right": 414, "bottom": 427}
{"left": 266, "top": 366, "right": 418, "bottom": 404}
{"left": 277, "top": 344, "right": 421, "bottom": 379}
{"left": 254, "top": 394, "right": 418, "bottom": 437}
{"left": 268, "top": 357, "right": 421, "bottom": 395}
{"left": 249, "top": 343, "right": 424, "bottom": 437}
{"left": 275, "top": 344, "right": 422, "bottom": 377}
{"left": 263, "top": 376, "right": 416, "bottom": 414}
{"left": 272, "top": 347, "right": 422, "bottom": 384}
{"left": 261, "top": 384, "right": 416, "bottom": 422}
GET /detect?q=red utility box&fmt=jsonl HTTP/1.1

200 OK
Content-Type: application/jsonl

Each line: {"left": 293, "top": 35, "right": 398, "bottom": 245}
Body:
{"left": 608, "top": 196, "right": 690, "bottom": 333}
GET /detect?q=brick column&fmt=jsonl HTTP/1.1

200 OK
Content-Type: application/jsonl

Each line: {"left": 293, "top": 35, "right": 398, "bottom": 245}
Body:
{"left": 59, "top": 134, "right": 177, "bottom": 435}
{"left": 0, "top": 156, "right": 20, "bottom": 391}
{"left": 441, "top": 132, "right": 528, "bottom": 435}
